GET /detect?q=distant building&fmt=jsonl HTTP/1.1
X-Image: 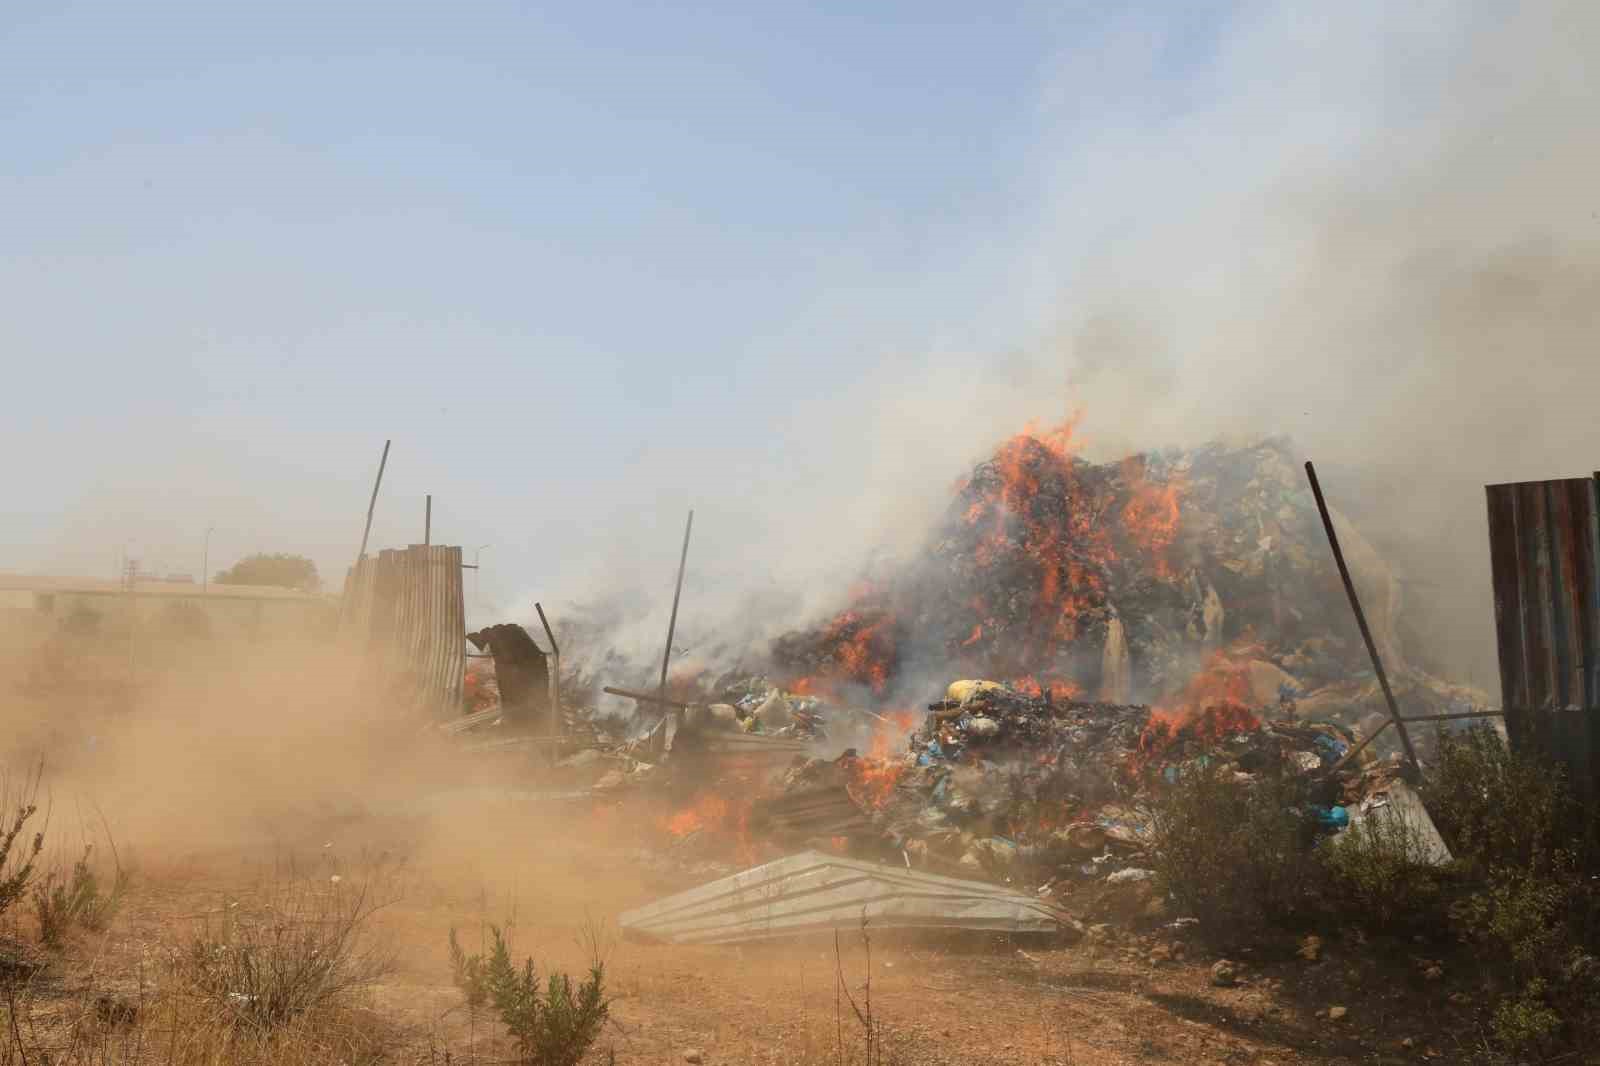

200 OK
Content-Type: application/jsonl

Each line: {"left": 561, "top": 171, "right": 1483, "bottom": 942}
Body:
{"left": 0, "top": 573, "right": 335, "bottom": 640}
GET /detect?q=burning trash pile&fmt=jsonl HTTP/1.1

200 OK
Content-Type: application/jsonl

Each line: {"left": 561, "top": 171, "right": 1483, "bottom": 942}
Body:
{"left": 618, "top": 428, "right": 1474, "bottom": 897}
{"left": 752, "top": 669, "right": 1417, "bottom": 900}
{"left": 771, "top": 429, "right": 1486, "bottom": 749}
{"left": 455, "top": 427, "right": 1475, "bottom": 904}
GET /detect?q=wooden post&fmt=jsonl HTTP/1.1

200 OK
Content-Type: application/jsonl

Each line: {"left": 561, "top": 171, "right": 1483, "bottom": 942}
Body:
{"left": 424, "top": 495, "right": 432, "bottom": 546}
{"left": 1305, "top": 461, "right": 1419, "bottom": 768}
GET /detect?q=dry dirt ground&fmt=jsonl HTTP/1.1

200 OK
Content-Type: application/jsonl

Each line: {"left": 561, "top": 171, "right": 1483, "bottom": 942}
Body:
{"left": 0, "top": 640, "right": 1491, "bottom": 1064}
{"left": 21, "top": 789, "right": 1492, "bottom": 1066}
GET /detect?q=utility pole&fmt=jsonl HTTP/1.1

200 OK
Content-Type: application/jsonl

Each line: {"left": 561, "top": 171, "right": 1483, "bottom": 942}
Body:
{"left": 202, "top": 525, "right": 215, "bottom": 594}
{"left": 474, "top": 544, "right": 490, "bottom": 614}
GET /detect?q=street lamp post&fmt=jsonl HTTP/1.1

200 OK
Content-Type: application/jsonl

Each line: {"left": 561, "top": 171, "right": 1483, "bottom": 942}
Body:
{"left": 474, "top": 544, "right": 490, "bottom": 615}
{"left": 203, "top": 526, "right": 215, "bottom": 594}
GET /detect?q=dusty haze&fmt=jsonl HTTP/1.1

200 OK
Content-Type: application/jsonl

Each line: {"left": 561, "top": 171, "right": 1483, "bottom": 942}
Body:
{"left": 11, "top": 4, "right": 1599, "bottom": 696}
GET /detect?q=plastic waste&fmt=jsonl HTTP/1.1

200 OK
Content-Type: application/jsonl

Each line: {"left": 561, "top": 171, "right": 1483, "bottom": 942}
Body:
{"left": 1314, "top": 805, "right": 1350, "bottom": 830}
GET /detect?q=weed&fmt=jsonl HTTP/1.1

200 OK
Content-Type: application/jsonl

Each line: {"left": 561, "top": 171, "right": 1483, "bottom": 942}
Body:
{"left": 34, "top": 843, "right": 129, "bottom": 946}
{"left": 448, "top": 923, "right": 609, "bottom": 1066}
{"left": 0, "top": 770, "right": 44, "bottom": 922}
{"left": 833, "top": 916, "right": 895, "bottom": 1066}
{"left": 174, "top": 874, "right": 394, "bottom": 1032}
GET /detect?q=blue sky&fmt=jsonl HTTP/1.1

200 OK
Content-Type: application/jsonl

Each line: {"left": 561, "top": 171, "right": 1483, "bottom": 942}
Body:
{"left": 5, "top": 2, "right": 1593, "bottom": 674}
{"left": 1, "top": 2, "right": 1232, "bottom": 607}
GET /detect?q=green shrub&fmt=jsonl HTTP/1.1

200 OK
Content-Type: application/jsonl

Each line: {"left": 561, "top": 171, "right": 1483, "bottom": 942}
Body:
{"left": 1489, "top": 979, "right": 1564, "bottom": 1059}
{"left": 448, "top": 924, "right": 609, "bottom": 1066}
{"left": 1150, "top": 762, "right": 1320, "bottom": 942}
{"left": 33, "top": 843, "right": 129, "bottom": 946}
{"left": 1425, "top": 726, "right": 1600, "bottom": 1058}
{"left": 1318, "top": 805, "right": 1446, "bottom": 933}
{"left": 0, "top": 800, "right": 43, "bottom": 921}
{"left": 1426, "top": 726, "right": 1583, "bottom": 875}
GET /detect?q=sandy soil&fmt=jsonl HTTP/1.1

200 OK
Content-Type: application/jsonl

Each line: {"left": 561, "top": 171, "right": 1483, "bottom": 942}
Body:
{"left": 29, "top": 788, "right": 1481, "bottom": 1066}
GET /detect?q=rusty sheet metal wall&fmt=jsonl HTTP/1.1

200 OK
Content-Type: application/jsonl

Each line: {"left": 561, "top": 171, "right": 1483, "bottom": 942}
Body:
{"left": 1485, "top": 475, "right": 1600, "bottom": 802}
{"left": 339, "top": 544, "right": 465, "bottom": 718}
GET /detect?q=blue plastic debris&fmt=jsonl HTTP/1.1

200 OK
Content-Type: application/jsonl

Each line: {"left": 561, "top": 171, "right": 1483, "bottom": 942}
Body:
{"left": 1314, "top": 734, "right": 1348, "bottom": 766}
{"left": 1315, "top": 805, "right": 1350, "bottom": 830}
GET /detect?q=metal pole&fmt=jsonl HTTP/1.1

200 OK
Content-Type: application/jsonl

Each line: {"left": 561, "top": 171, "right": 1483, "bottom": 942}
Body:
{"left": 657, "top": 510, "right": 694, "bottom": 708}
{"left": 536, "top": 601, "right": 561, "bottom": 739}
{"left": 603, "top": 685, "right": 690, "bottom": 710}
{"left": 474, "top": 544, "right": 490, "bottom": 613}
{"left": 202, "top": 525, "right": 214, "bottom": 595}
{"left": 356, "top": 440, "right": 391, "bottom": 563}
{"left": 424, "top": 495, "right": 432, "bottom": 546}
{"left": 341, "top": 439, "right": 390, "bottom": 628}
{"left": 1305, "top": 461, "right": 1419, "bottom": 768}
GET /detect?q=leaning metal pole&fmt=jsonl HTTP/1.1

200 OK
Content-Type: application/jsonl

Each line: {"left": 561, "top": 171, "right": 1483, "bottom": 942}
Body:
{"left": 1305, "top": 460, "right": 1419, "bottom": 768}
{"left": 341, "top": 439, "right": 391, "bottom": 628}
{"left": 536, "top": 601, "right": 562, "bottom": 739}
{"left": 657, "top": 510, "right": 694, "bottom": 710}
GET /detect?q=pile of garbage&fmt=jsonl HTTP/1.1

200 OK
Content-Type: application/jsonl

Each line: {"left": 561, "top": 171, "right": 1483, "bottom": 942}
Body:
{"left": 752, "top": 677, "right": 1427, "bottom": 901}
{"left": 770, "top": 433, "right": 1489, "bottom": 751}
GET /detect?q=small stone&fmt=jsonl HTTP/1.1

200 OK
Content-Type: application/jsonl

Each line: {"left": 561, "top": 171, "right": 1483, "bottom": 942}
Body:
{"left": 1401, "top": 1037, "right": 1416, "bottom": 1049}
{"left": 1449, "top": 991, "right": 1471, "bottom": 1006}
{"left": 682, "top": 1051, "right": 704, "bottom": 1064}
{"left": 1211, "top": 959, "right": 1238, "bottom": 988}
{"left": 1422, "top": 964, "right": 1443, "bottom": 981}
{"left": 1327, "top": 1005, "right": 1348, "bottom": 1022}
{"left": 1297, "top": 934, "right": 1323, "bottom": 962}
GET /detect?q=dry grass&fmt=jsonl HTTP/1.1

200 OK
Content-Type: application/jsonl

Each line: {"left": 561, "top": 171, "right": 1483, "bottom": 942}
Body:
{"left": 0, "top": 856, "right": 405, "bottom": 1066}
{"left": 0, "top": 978, "right": 398, "bottom": 1065}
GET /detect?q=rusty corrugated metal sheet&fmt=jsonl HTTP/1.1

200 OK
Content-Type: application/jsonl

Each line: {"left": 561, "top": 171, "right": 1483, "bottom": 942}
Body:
{"left": 339, "top": 544, "right": 465, "bottom": 718}
{"left": 1485, "top": 475, "right": 1600, "bottom": 801}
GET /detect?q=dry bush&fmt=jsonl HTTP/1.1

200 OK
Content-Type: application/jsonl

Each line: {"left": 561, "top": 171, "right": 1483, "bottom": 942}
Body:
{"left": 171, "top": 871, "right": 396, "bottom": 1034}
{"left": 0, "top": 979, "right": 396, "bottom": 1066}
{"left": 33, "top": 841, "right": 130, "bottom": 947}
{"left": 0, "top": 769, "right": 45, "bottom": 924}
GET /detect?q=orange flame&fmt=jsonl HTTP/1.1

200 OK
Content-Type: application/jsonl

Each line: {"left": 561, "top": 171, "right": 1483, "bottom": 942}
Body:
{"left": 842, "top": 709, "right": 917, "bottom": 810}
{"left": 1133, "top": 644, "right": 1264, "bottom": 770}
{"left": 1120, "top": 457, "right": 1185, "bottom": 581}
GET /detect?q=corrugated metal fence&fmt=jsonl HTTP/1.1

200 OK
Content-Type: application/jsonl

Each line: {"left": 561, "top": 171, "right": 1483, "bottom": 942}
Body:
{"left": 1485, "top": 475, "right": 1600, "bottom": 804}
{"left": 341, "top": 544, "right": 465, "bottom": 718}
